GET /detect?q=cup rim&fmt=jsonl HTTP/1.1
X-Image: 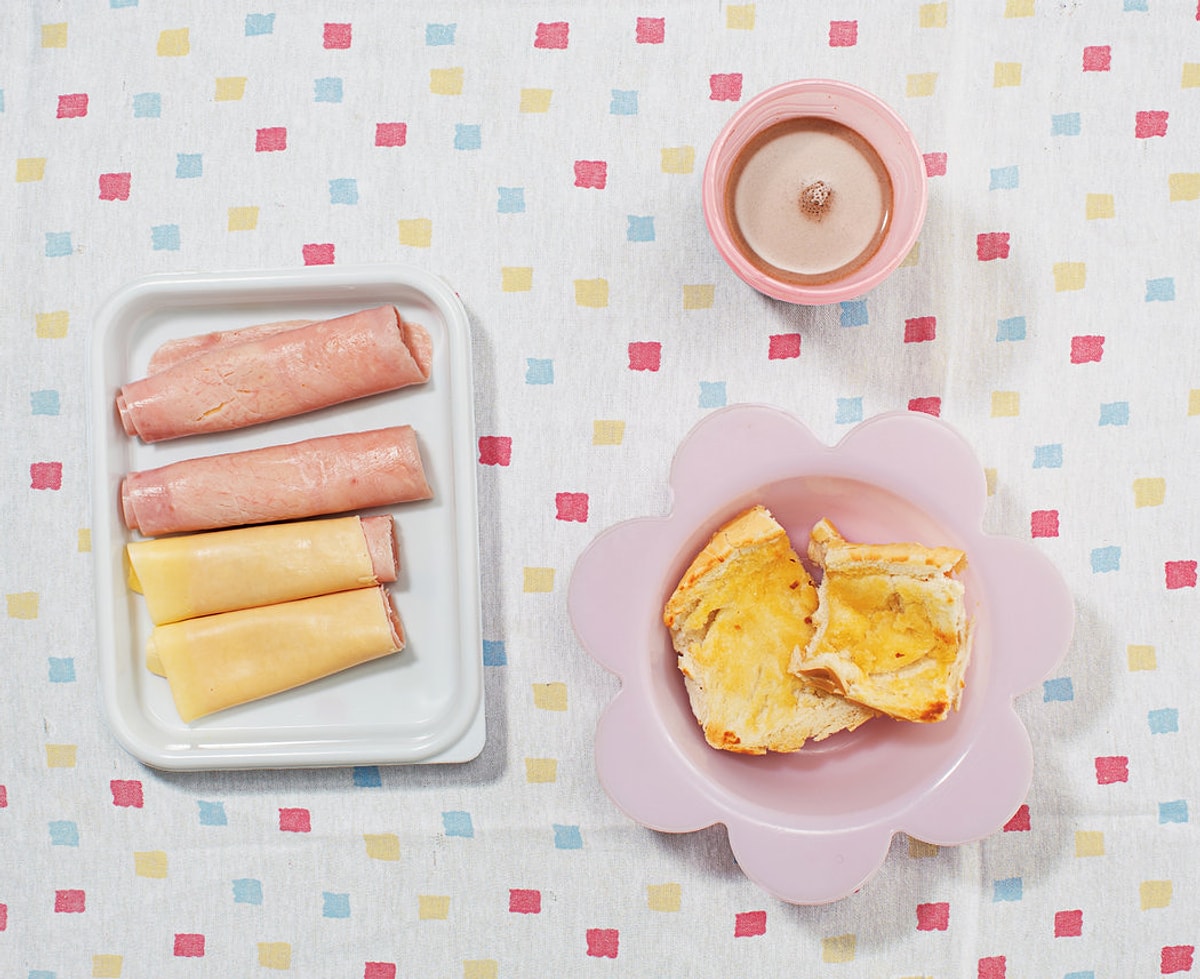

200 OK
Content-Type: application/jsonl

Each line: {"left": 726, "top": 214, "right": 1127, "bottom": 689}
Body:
{"left": 702, "top": 79, "right": 928, "bottom": 305}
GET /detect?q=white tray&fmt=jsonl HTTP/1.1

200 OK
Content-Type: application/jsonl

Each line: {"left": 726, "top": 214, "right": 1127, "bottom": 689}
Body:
{"left": 88, "top": 265, "right": 484, "bottom": 770}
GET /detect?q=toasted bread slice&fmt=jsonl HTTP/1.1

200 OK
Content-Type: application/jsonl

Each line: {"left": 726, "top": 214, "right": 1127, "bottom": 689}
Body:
{"left": 790, "top": 518, "right": 973, "bottom": 723}
{"left": 663, "top": 506, "right": 877, "bottom": 754}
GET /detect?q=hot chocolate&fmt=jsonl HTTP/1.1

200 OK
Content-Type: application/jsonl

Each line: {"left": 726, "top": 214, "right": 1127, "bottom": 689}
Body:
{"left": 724, "top": 117, "right": 894, "bottom": 286}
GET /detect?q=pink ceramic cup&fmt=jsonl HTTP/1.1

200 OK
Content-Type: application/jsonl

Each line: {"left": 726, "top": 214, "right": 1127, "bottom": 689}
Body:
{"left": 703, "top": 79, "right": 928, "bottom": 305}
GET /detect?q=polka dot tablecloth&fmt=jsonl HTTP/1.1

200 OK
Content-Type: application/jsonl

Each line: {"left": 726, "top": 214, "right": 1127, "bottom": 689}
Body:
{"left": 2, "top": 2, "right": 1198, "bottom": 976}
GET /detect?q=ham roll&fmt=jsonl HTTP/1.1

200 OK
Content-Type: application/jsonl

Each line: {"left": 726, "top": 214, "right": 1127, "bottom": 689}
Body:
{"left": 150, "top": 585, "right": 405, "bottom": 722}
{"left": 116, "top": 305, "right": 433, "bottom": 442}
{"left": 146, "top": 319, "right": 315, "bottom": 374}
{"left": 121, "top": 425, "right": 433, "bottom": 536}
{"left": 126, "top": 514, "right": 398, "bottom": 625}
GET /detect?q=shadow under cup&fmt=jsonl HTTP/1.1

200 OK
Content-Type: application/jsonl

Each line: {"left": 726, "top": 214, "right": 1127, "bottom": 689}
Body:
{"left": 703, "top": 79, "right": 928, "bottom": 305}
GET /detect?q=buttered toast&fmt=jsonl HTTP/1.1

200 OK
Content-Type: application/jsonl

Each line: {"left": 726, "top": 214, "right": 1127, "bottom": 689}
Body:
{"left": 663, "top": 506, "right": 877, "bottom": 754}
{"left": 790, "top": 518, "right": 973, "bottom": 723}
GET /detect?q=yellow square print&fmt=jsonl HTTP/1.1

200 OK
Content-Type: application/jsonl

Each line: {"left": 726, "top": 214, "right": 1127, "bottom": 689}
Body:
{"left": 906, "top": 73, "right": 938, "bottom": 98}
{"left": 17, "top": 157, "right": 47, "bottom": 182}
{"left": 1127, "top": 644, "right": 1157, "bottom": 671}
{"left": 134, "top": 850, "right": 168, "bottom": 878}
{"left": 257, "top": 942, "right": 291, "bottom": 969}
{"left": 42, "top": 22, "right": 68, "bottom": 47}
{"left": 363, "top": 833, "right": 400, "bottom": 861}
{"left": 523, "top": 567, "right": 555, "bottom": 593}
{"left": 227, "top": 206, "right": 259, "bottom": 231}
{"left": 398, "top": 218, "right": 432, "bottom": 248}
{"left": 418, "top": 894, "right": 450, "bottom": 920}
{"left": 429, "top": 67, "right": 464, "bottom": 96}
{"left": 682, "top": 284, "right": 714, "bottom": 309}
{"left": 822, "top": 934, "right": 856, "bottom": 963}
{"left": 78, "top": 529, "right": 92, "bottom": 552}
{"left": 1053, "top": 262, "right": 1086, "bottom": 291}
{"left": 1140, "top": 880, "right": 1172, "bottom": 909}
{"left": 1005, "top": 0, "right": 1035, "bottom": 16}
{"left": 907, "top": 837, "right": 939, "bottom": 858}
{"left": 519, "top": 88, "right": 552, "bottom": 113}
{"left": 984, "top": 467, "right": 998, "bottom": 496}
{"left": 593, "top": 419, "right": 625, "bottom": 446}
{"left": 36, "top": 310, "right": 69, "bottom": 339}
{"left": 574, "top": 278, "right": 609, "bottom": 308}
{"left": 501, "top": 266, "right": 533, "bottom": 292}
{"left": 46, "top": 744, "right": 77, "bottom": 767}
{"left": 919, "top": 3, "right": 948, "bottom": 28}
{"left": 463, "top": 961, "right": 499, "bottom": 979}
{"left": 1133, "top": 477, "right": 1165, "bottom": 507}
{"left": 7, "top": 591, "right": 39, "bottom": 619}
{"left": 532, "top": 682, "right": 568, "bottom": 711}
{"left": 1075, "top": 830, "right": 1105, "bottom": 857}
{"left": 726, "top": 4, "right": 755, "bottom": 29}
{"left": 524, "top": 757, "right": 557, "bottom": 783}
{"left": 660, "top": 146, "right": 695, "bottom": 174}
{"left": 215, "top": 76, "right": 247, "bottom": 101}
{"left": 647, "top": 882, "right": 681, "bottom": 912}
{"left": 1190, "top": 389, "right": 1200, "bottom": 416}
{"left": 991, "top": 391, "right": 1020, "bottom": 417}
{"left": 900, "top": 242, "right": 921, "bottom": 268}
{"left": 92, "top": 955, "right": 123, "bottom": 978}
{"left": 1169, "top": 172, "right": 1200, "bottom": 201}
{"left": 157, "top": 28, "right": 190, "bottom": 57}
{"left": 1086, "top": 193, "right": 1115, "bottom": 220}
{"left": 1182, "top": 63, "right": 1200, "bottom": 88}
{"left": 994, "top": 62, "right": 1023, "bottom": 87}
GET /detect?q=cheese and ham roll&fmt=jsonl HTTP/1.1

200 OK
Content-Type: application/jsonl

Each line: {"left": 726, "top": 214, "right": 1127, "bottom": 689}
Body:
{"left": 121, "top": 425, "right": 433, "bottom": 537}
{"left": 146, "top": 319, "right": 314, "bottom": 374}
{"left": 149, "top": 585, "right": 405, "bottom": 722}
{"left": 116, "top": 305, "right": 433, "bottom": 442}
{"left": 126, "top": 514, "right": 398, "bottom": 625}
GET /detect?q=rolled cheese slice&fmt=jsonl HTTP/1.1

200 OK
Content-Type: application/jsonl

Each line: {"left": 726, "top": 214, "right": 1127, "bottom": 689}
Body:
{"left": 150, "top": 585, "right": 405, "bottom": 722}
{"left": 126, "top": 514, "right": 398, "bottom": 625}
{"left": 120, "top": 425, "right": 433, "bottom": 536}
{"left": 146, "top": 319, "right": 315, "bottom": 374}
{"left": 116, "top": 305, "right": 433, "bottom": 442}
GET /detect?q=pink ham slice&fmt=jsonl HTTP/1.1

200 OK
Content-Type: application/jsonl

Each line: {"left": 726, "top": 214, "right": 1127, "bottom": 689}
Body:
{"left": 116, "top": 305, "right": 433, "bottom": 442}
{"left": 121, "top": 425, "right": 433, "bottom": 536}
{"left": 360, "top": 514, "right": 400, "bottom": 581}
{"left": 146, "top": 319, "right": 315, "bottom": 374}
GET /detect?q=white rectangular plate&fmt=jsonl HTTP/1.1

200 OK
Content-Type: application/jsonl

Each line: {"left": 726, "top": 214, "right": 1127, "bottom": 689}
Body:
{"left": 89, "top": 265, "right": 484, "bottom": 770}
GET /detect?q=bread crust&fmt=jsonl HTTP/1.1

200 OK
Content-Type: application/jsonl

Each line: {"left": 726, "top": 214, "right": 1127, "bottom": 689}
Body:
{"left": 663, "top": 506, "right": 876, "bottom": 753}
{"left": 791, "top": 518, "right": 973, "bottom": 723}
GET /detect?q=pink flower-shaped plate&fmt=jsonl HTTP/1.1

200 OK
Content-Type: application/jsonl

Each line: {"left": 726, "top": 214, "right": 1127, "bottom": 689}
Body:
{"left": 568, "top": 404, "right": 1074, "bottom": 904}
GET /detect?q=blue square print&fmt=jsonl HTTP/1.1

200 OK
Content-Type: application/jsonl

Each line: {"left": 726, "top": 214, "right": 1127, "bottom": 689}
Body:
{"left": 48, "top": 657, "right": 75, "bottom": 682}
{"left": 426, "top": 23, "right": 456, "bottom": 45}
{"left": 232, "top": 878, "right": 263, "bottom": 904}
{"left": 1043, "top": 677, "right": 1074, "bottom": 702}
{"left": 839, "top": 300, "right": 868, "bottom": 327}
{"left": 329, "top": 178, "right": 358, "bottom": 205}
{"left": 482, "top": 639, "right": 507, "bottom": 665}
{"left": 132, "top": 92, "right": 161, "bottom": 118}
{"left": 993, "top": 877, "right": 1022, "bottom": 902}
{"left": 1145, "top": 277, "right": 1175, "bottom": 302}
{"left": 610, "top": 89, "right": 638, "bottom": 115}
{"left": 49, "top": 820, "right": 79, "bottom": 846}
{"left": 698, "top": 381, "right": 726, "bottom": 409}
{"left": 525, "top": 359, "right": 553, "bottom": 385}
{"left": 1098, "top": 402, "right": 1129, "bottom": 426}
{"left": 1148, "top": 708, "right": 1179, "bottom": 734}
{"left": 197, "top": 800, "right": 227, "bottom": 826}
{"left": 45, "top": 232, "right": 73, "bottom": 258}
{"left": 1051, "top": 112, "right": 1081, "bottom": 136}
{"left": 1032, "top": 443, "right": 1063, "bottom": 468}
{"left": 553, "top": 824, "right": 583, "bottom": 849}
{"left": 443, "top": 811, "right": 474, "bottom": 837}
{"left": 497, "top": 187, "right": 525, "bottom": 213}
{"left": 454, "top": 124, "right": 481, "bottom": 151}
{"left": 314, "top": 77, "right": 343, "bottom": 103}
{"left": 31, "top": 390, "right": 60, "bottom": 415}
{"left": 1090, "top": 546, "right": 1121, "bottom": 573}
{"left": 626, "top": 215, "right": 655, "bottom": 242}
{"left": 353, "top": 765, "right": 381, "bottom": 787}
{"left": 322, "top": 892, "right": 351, "bottom": 918}
{"left": 245, "top": 13, "right": 275, "bottom": 35}
{"left": 176, "top": 153, "right": 202, "bottom": 179}
{"left": 989, "top": 165, "right": 1019, "bottom": 190}
{"left": 836, "top": 397, "right": 863, "bottom": 424}
{"left": 151, "top": 224, "right": 180, "bottom": 251}
{"left": 1159, "top": 800, "right": 1188, "bottom": 824}
{"left": 996, "top": 315, "right": 1026, "bottom": 341}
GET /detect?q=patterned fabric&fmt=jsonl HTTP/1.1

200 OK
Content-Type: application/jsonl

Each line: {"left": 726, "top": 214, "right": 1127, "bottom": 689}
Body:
{"left": 1, "top": 2, "right": 1197, "bottom": 976}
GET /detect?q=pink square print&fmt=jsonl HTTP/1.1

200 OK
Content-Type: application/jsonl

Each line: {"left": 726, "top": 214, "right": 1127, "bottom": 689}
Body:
{"left": 174, "top": 933, "right": 205, "bottom": 957}
{"left": 1070, "top": 335, "right": 1104, "bottom": 363}
{"left": 478, "top": 436, "right": 512, "bottom": 466}
{"left": 636, "top": 17, "right": 664, "bottom": 43}
{"left": 509, "top": 889, "right": 541, "bottom": 914}
{"left": 57, "top": 93, "right": 88, "bottom": 118}
{"left": 923, "top": 152, "right": 948, "bottom": 176}
{"left": 30, "top": 462, "right": 63, "bottom": 490}
{"left": 1054, "top": 909, "right": 1083, "bottom": 937}
{"left": 375, "top": 123, "right": 407, "bottom": 147}
{"left": 709, "top": 73, "right": 742, "bottom": 101}
{"left": 256, "top": 127, "right": 287, "bottom": 152}
{"left": 908, "top": 397, "right": 942, "bottom": 416}
{"left": 1136, "top": 110, "right": 1168, "bottom": 138}
{"left": 99, "top": 172, "right": 131, "bottom": 201}
{"left": 1162, "top": 946, "right": 1195, "bottom": 974}
{"left": 555, "top": 493, "right": 589, "bottom": 523}
{"left": 977, "top": 232, "right": 1011, "bottom": 261}
{"left": 585, "top": 928, "right": 619, "bottom": 958}
{"left": 324, "top": 23, "right": 352, "bottom": 49}
{"left": 829, "top": 20, "right": 858, "bottom": 47}
{"left": 978, "top": 956, "right": 1007, "bottom": 979}
{"left": 1094, "top": 756, "right": 1129, "bottom": 785}
{"left": 534, "top": 21, "right": 569, "bottom": 49}
{"left": 904, "top": 316, "right": 936, "bottom": 343}
{"left": 768, "top": 333, "right": 801, "bottom": 360}
{"left": 279, "top": 807, "right": 311, "bottom": 832}
{"left": 55, "top": 889, "right": 86, "bottom": 913}
{"left": 302, "top": 243, "right": 335, "bottom": 266}
{"left": 628, "top": 341, "right": 661, "bottom": 371}
{"left": 917, "top": 902, "right": 950, "bottom": 931}
{"left": 574, "top": 160, "right": 607, "bottom": 189}
{"left": 1031, "top": 510, "right": 1060, "bottom": 538}
{"left": 734, "top": 910, "right": 766, "bottom": 937}
{"left": 111, "top": 779, "right": 144, "bottom": 807}
{"left": 364, "top": 965, "right": 397, "bottom": 979}
{"left": 1003, "top": 805, "right": 1031, "bottom": 832}
{"left": 1166, "top": 560, "right": 1198, "bottom": 589}
{"left": 1082, "top": 45, "right": 1111, "bottom": 71}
